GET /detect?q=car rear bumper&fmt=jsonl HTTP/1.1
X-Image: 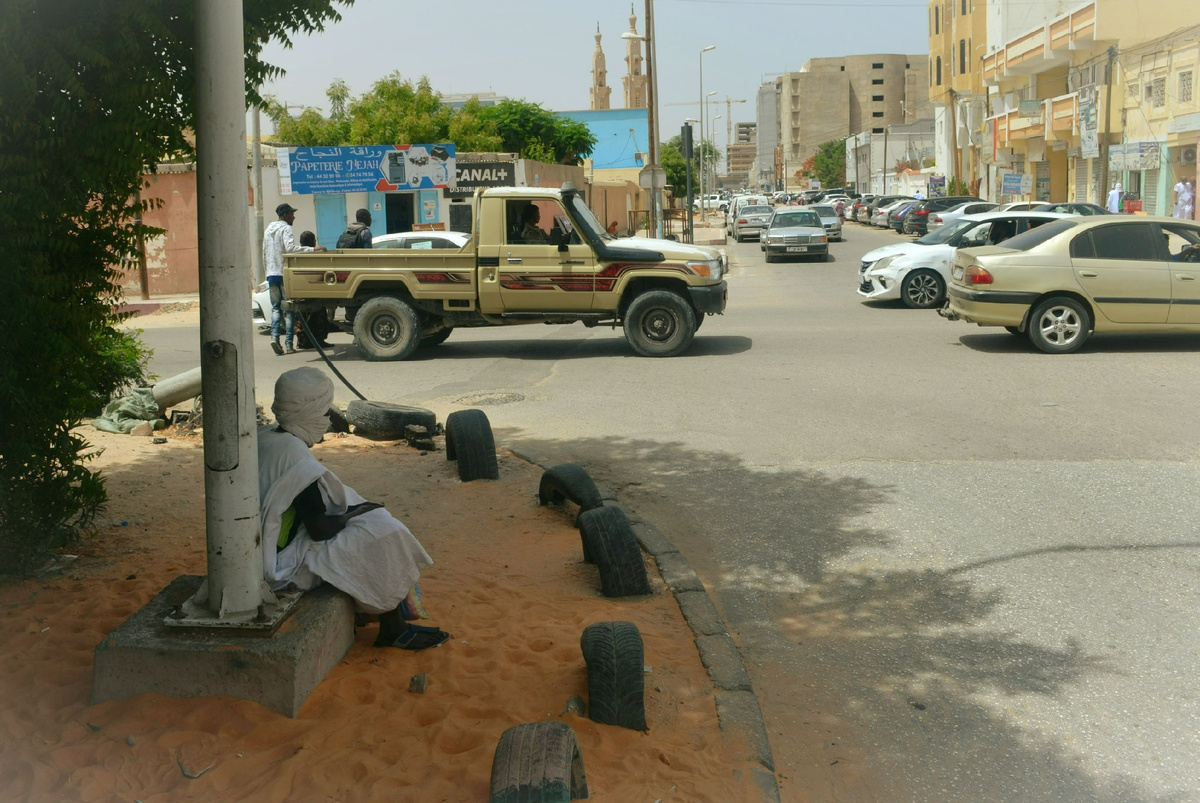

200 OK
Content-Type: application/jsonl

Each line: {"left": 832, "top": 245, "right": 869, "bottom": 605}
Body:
{"left": 944, "top": 286, "right": 1038, "bottom": 325}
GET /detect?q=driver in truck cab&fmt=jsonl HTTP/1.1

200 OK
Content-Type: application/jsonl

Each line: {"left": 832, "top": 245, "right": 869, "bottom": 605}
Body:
{"left": 519, "top": 204, "right": 548, "bottom": 243}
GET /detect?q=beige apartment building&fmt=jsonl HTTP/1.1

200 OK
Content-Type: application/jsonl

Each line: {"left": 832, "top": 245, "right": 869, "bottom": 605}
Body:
{"left": 775, "top": 55, "right": 929, "bottom": 189}
{"left": 983, "top": 0, "right": 1188, "bottom": 209}
{"left": 928, "top": 0, "right": 989, "bottom": 190}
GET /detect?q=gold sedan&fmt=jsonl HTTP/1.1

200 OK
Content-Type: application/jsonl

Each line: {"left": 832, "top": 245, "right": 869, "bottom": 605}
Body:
{"left": 939, "top": 216, "right": 1200, "bottom": 353}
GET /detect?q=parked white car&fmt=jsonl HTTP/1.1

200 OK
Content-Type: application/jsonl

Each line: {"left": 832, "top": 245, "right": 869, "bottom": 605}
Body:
{"left": 693, "top": 193, "right": 727, "bottom": 212}
{"left": 927, "top": 201, "right": 998, "bottom": 231}
{"left": 857, "top": 211, "right": 1071, "bottom": 308}
{"left": 999, "top": 201, "right": 1042, "bottom": 212}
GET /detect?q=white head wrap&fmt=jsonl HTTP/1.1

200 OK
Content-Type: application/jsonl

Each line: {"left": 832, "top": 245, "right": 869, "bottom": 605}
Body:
{"left": 272, "top": 367, "right": 334, "bottom": 447}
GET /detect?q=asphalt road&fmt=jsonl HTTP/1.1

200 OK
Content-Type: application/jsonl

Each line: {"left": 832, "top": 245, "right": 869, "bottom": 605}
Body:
{"left": 142, "top": 222, "right": 1200, "bottom": 802}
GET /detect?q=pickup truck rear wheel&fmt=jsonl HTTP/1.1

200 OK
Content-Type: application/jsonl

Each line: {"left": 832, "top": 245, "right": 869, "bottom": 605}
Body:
{"left": 353, "top": 296, "right": 421, "bottom": 361}
{"left": 622, "top": 290, "right": 697, "bottom": 357}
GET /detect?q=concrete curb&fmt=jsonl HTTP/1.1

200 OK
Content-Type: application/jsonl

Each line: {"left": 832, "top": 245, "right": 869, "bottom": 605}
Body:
{"left": 508, "top": 446, "right": 781, "bottom": 802}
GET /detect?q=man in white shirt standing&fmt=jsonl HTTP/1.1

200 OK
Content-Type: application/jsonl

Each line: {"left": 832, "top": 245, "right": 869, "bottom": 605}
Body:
{"left": 263, "top": 203, "right": 321, "bottom": 355}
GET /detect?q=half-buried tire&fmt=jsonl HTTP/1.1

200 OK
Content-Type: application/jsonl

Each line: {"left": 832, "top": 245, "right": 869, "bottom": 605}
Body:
{"left": 580, "top": 621, "right": 647, "bottom": 731}
{"left": 489, "top": 721, "right": 589, "bottom": 803}
{"left": 577, "top": 507, "right": 650, "bottom": 596}
{"left": 345, "top": 400, "right": 437, "bottom": 440}
{"left": 445, "top": 408, "right": 499, "bottom": 481}
{"left": 539, "top": 464, "right": 603, "bottom": 513}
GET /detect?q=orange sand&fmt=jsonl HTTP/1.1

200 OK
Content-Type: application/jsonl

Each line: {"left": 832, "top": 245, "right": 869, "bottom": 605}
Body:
{"left": 0, "top": 427, "right": 762, "bottom": 801}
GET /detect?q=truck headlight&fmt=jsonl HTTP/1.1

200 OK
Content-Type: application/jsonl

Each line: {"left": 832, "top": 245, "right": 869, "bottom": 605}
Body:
{"left": 688, "top": 259, "right": 722, "bottom": 280}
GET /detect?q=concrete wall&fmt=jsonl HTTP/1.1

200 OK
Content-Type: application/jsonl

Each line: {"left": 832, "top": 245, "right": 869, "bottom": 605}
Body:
{"left": 556, "top": 107, "right": 650, "bottom": 169}
{"left": 127, "top": 169, "right": 200, "bottom": 297}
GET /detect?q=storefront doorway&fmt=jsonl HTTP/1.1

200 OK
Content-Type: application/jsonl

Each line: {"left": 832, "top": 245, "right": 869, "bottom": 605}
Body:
{"left": 385, "top": 193, "right": 415, "bottom": 234}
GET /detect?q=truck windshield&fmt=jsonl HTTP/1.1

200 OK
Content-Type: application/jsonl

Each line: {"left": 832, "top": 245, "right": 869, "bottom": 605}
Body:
{"left": 567, "top": 195, "right": 607, "bottom": 242}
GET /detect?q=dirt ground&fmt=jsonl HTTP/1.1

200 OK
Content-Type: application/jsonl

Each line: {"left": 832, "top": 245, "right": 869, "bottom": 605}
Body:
{"left": 0, "top": 413, "right": 764, "bottom": 800}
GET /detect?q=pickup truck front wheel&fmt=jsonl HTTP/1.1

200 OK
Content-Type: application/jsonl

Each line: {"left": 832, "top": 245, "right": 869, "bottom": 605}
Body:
{"left": 353, "top": 296, "right": 421, "bottom": 361}
{"left": 623, "top": 290, "right": 697, "bottom": 357}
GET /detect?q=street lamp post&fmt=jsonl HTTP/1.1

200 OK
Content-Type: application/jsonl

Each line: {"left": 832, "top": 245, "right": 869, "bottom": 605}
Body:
{"left": 699, "top": 45, "right": 716, "bottom": 216}
{"left": 684, "top": 119, "right": 698, "bottom": 242}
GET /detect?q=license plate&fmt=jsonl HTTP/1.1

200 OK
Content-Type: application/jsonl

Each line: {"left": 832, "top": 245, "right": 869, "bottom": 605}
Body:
{"left": 952, "top": 266, "right": 964, "bottom": 280}
{"left": 786, "top": 246, "right": 808, "bottom": 253}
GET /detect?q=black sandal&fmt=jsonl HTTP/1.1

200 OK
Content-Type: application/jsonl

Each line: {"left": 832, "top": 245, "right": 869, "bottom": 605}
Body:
{"left": 375, "top": 624, "right": 450, "bottom": 651}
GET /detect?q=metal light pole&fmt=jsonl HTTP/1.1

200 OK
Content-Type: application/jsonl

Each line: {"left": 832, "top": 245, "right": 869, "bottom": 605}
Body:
{"left": 251, "top": 105, "right": 265, "bottom": 284}
{"left": 180, "top": 0, "right": 277, "bottom": 626}
{"left": 684, "top": 119, "right": 697, "bottom": 242}
{"left": 699, "top": 45, "right": 716, "bottom": 214}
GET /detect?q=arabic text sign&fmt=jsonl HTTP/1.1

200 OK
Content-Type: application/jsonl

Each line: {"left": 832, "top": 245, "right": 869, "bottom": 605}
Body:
{"left": 280, "top": 144, "right": 456, "bottom": 195}
{"left": 1002, "top": 172, "right": 1033, "bottom": 195}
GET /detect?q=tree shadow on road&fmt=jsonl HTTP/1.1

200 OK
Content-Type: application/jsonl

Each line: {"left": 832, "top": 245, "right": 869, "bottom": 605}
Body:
{"left": 499, "top": 429, "right": 1170, "bottom": 802}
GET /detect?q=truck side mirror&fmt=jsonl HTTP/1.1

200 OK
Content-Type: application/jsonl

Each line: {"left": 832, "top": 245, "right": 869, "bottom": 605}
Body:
{"left": 557, "top": 242, "right": 569, "bottom": 253}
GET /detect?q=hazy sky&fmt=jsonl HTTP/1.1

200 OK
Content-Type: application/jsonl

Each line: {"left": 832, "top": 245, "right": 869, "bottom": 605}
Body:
{"left": 258, "top": 0, "right": 929, "bottom": 147}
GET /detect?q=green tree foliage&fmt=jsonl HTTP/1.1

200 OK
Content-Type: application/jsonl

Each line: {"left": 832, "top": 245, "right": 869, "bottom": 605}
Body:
{"left": 803, "top": 139, "right": 848, "bottom": 189}
{"left": 270, "top": 84, "right": 595, "bottom": 164}
{"left": 661, "top": 135, "right": 720, "bottom": 201}
{"left": 0, "top": 0, "right": 350, "bottom": 575}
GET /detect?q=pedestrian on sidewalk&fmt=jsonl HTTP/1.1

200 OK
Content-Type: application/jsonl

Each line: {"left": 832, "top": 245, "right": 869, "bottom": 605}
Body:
{"left": 263, "top": 203, "right": 324, "bottom": 355}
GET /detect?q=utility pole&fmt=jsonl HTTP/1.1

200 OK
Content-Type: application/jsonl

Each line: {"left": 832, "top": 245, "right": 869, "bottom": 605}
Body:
{"left": 180, "top": 0, "right": 277, "bottom": 626}
{"left": 644, "top": 0, "right": 661, "bottom": 239}
{"left": 251, "top": 105, "right": 265, "bottom": 284}
{"left": 1100, "top": 45, "right": 1117, "bottom": 204}
{"left": 882, "top": 125, "right": 890, "bottom": 194}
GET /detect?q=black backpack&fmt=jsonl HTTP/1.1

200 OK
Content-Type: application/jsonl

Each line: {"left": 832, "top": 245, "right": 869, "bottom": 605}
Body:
{"left": 336, "top": 225, "right": 369, "bottom": 249}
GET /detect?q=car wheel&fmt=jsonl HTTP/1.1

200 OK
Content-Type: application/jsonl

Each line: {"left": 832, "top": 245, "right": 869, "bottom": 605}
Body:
{"left": 622, "top": 289, "right": 697, "bottom": 357}
{"left": 1004, "top": 326, "right": 1024, "bottom": 336}
{"left": 353, "top": 295, "right": 422, "bottom": 361}
{"left": 901, "top": 270, "right": 945, "bottom": 309}
{"left": 1028, "top": 296, "right": 1091, "bottom": 354}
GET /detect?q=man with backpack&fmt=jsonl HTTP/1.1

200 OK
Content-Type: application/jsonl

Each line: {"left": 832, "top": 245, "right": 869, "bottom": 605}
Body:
{"left": 336, "top": 208, "right": 374, "bottom": 249}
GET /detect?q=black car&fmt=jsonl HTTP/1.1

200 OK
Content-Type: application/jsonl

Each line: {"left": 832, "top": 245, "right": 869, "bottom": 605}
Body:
{"left": 907, "top": 195, "right": 984, "bottom": 235}
{"left": 864, "top": 194, "right": 913, "bottom": 222}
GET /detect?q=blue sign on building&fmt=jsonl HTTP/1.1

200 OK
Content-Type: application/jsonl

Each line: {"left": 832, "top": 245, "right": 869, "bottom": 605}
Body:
{"left": 279, "top": 144, "right": 456, "bottom": 195}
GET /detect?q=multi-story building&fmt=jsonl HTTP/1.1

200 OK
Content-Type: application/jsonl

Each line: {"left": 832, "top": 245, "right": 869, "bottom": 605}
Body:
{"left": 755, "top": 81, "right": 779, "bottom": 190}
{"left": 736, "top": 122, "right": 756, "bottom": 144}
{"left": 928, "top": 0, "right": 989, "bottom": 191}
{"left": 982, "top": 0, "right": 1185, "bottom": 209}
{"left": 775, "top": 55, "right": 930, "bottom": 191}
{"left": 724, "top": 143, "right": 756, "bottom": 187}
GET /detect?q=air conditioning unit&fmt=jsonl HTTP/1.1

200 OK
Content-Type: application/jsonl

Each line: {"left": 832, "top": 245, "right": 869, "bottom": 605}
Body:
{"left": 634, "top": 152, "right": 647, "bottom": 163}
{"left": 1181, "top": 146, "right": 1197, "bottom": 165}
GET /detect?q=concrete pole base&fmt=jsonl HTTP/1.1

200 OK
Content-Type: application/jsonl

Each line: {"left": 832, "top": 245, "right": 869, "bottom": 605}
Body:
{"left": 93, "top": 575, "right": 354, "bottom": 717}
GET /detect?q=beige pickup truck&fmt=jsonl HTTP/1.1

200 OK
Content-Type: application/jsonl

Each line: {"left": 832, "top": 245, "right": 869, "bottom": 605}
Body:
{"left": 283, "top": 184, "right": 728, "bottom": 360}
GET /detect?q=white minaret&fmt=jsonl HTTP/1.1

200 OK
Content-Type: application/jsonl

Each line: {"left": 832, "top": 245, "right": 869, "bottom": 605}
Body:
{"left": 590, "top": 23, "right": 612, "bottom": 110}
{"left": 622, "top": 6, "right": 647, "bottom": 109}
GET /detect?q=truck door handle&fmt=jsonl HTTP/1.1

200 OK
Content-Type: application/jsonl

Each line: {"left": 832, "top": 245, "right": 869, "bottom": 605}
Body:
{"left": 506, "top": 257, "right": 523, "bottom": 264}
{"left": 1078, "top": 270, "right": 1099, "bottom": 278}
{"left": 560, "top": 259, "right": 586, "bottom": 265}
{"left": 1177, "top": 274, "right": 1196, "bottom": 281}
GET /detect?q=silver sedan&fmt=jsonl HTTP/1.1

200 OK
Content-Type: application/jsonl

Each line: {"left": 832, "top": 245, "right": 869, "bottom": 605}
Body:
{"left": 761, "top": 209, "right": 829, "bottom": 262}
{"left": 732, "top": 205, "right": 774, "bottom": 242}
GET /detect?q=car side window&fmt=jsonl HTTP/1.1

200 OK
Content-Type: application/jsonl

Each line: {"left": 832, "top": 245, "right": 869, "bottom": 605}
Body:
{"left": 380, "top": 240, "right": 410, "bottom": 250}
{"left": 961, "top": 222, "right": 992, "bottom": 246}
{"left": 1087, "top": 224, "right": 1160, "bottom": 260}
{"left": 1070, "top": 232, "right": 1095, "bottom": 258}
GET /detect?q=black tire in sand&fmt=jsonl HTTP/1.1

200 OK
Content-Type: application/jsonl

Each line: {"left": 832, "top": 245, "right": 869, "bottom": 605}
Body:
{"left": 445, "top": 408, "right": 499, "bottom": 481}
{"left": 580, "top": 621, "right": 647, "bottom": 731}
{"left": 344, "top": 401, "right": 437, "bottom": 440}
{"left": 577, "top": 507, "right": 650, "bottom": 596}
{"left": 489, "top": 721, "right": 589, "bottom": 802}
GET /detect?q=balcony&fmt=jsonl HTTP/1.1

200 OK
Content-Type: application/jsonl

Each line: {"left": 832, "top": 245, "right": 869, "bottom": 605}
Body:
{"left": 988, "top": 87, "right": 1120, "bottom": 149}
{"left": 1049, "top": 93, "right": 1078, "bottom": 135}
{"left": 983, "top": 2, "right": 1100, "bottom": 87}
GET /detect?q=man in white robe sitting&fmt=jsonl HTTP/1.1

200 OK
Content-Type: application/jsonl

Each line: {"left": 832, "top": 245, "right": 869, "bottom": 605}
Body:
{"left": 259, "top": 367, "right": 450, "bottom": 650}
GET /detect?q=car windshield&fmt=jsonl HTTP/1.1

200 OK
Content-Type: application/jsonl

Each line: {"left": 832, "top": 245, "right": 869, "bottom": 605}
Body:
{"left": 742, "top": 206, "right": 771, "bottom": 215}
{"left": 811, "top": 206, "right": 836, "bottom": 216}
{"left": 772, "top": 212, "right": 821, "bottom": 228}
{"left": 915, "top": 217, "right": 975, "bottom": 245}
{"left": 990, "top": 218, "right": 1078, "bottom": 251}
